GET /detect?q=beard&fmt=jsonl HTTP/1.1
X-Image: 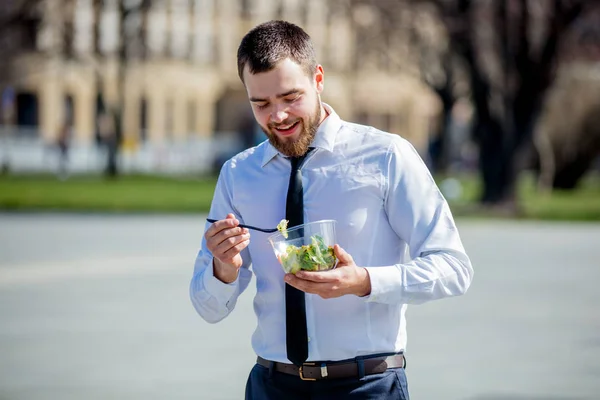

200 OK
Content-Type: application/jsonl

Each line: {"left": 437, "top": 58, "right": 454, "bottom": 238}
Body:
{"left": 261, "top": 99, "right": 322, "bottom": 158}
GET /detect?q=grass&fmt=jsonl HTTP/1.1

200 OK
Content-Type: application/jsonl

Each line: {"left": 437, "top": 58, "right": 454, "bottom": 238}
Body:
{"left": 443, "top": 172, "right": 600, "bottom": 222}
{"left": 0, "top": 174, "right": 218, "bottom": 213}
{"left": 0, "top": 171, "right": 598, "bottom": 221}
{"left": 520, "top": 174, "right": 600, "bottom": 221}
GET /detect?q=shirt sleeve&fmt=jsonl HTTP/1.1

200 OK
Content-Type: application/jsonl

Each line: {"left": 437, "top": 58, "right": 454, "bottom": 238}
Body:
{"left": 365, "top": 137, "right": 473, "bottom": 305}
{"left": 189, "top": 160, "right": 253, "bottom": 323}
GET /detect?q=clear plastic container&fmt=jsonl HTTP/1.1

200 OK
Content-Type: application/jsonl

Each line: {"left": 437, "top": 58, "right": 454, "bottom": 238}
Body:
{"left": 268, "top": 220, "right": 338, "bottom": 274}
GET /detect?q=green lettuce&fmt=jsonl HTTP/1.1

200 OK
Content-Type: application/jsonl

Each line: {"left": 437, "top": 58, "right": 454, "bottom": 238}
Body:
{"left": 276, "top": 219, "right": 289, "bottom": 238}
{"left": 280, "top": 234, "right": 337, "bottom": 274}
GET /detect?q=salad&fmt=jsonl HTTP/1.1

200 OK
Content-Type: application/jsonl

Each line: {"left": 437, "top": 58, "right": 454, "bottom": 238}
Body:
{"left": 279, "top": 234, "right": 337, "bottom": 274}
{"left": 276, "top": 219, "right": 289, "bottom": 238}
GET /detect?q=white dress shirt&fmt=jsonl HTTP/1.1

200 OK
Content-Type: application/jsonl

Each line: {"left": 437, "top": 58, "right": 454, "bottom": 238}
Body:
{"left": 190, "top": 104, "right": 473, "bottom": 363}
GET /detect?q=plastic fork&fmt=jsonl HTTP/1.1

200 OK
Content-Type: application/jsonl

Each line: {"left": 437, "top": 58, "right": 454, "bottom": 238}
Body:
{"left": 206, "top": 218, "right": 279, "bottom": 233}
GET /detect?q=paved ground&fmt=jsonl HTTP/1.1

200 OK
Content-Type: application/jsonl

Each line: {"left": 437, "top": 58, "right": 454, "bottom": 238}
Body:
{"left": 0, "top": 213, "right": 599, "bottom": 400}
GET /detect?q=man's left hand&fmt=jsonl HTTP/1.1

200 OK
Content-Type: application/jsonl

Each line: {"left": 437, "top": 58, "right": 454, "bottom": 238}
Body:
{"left": 284, "top": 244, "right": 371, "bottom": 298}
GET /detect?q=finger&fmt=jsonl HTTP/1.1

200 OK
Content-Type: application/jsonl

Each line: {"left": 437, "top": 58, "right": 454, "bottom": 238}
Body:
{"left": 334, "top": 244, "right": 353, "bottom": 264}
{"left": 206, "top": 225, "right": 243, "bottom": 251}
{"left": 285, "top": 274, "right": 338, "bottom": 297}
{"left": 219, "top": 238, "right": 250, "bottom": 262}
{"left": 295, "top": 270, "right": 339, "bottom": 282}
{"left": 213, "top": 234, "right": 250, "bottom": 263}
{"left": 206, "top": 226, "right": 250, "bottom": 259}
{"left": 285, "top": 273, "right": 317, "bottom": 293}
{"left": 215, "top": 226, "right": 249, "bottom": 244}
{"left": 205, "top": 215, "right": 239, "bottom": 238}
{"left": 213, "top": 231, "right": 251, "bottom": 255}
{"left": 224, "top": 214, "right": 249, "bottom": 236}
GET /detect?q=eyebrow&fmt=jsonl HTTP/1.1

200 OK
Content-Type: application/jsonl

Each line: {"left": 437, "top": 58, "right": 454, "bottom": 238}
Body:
{"left": 249, "top": 89, "right": 302, "bottom": 103}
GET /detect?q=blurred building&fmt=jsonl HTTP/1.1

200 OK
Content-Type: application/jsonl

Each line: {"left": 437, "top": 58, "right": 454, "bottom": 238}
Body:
{"left": 2, "top": 0, "right": 439, "bottom": 173}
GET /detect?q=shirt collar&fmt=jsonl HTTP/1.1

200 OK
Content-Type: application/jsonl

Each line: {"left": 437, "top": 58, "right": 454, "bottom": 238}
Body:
{"left": 261, "top": 103, "right": 341, "bottom": 167}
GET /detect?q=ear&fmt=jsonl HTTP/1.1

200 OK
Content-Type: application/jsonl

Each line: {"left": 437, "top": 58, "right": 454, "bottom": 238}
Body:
{"left": 314, "top": 65, "right": 324, "bottom": 94}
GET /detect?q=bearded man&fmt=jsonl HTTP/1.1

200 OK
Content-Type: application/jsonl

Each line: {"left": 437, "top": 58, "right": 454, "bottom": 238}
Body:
{"left": 190, "top": 20, "right": 474, "bottom": 400}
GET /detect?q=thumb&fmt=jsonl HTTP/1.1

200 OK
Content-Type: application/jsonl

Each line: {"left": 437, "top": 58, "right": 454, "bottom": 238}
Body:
{"left": 334, "top": 244, "right": 353, "bottom": 265}
{"left": 226, "top": 213, "right": 237, "bottom": 220}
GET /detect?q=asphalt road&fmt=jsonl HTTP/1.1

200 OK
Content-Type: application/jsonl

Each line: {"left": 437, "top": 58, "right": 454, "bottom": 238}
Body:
{"left": 0, "top": 213, "right": 598, "bottom": 400}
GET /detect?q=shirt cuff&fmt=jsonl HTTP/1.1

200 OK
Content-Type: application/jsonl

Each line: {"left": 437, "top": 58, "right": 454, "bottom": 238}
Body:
{"left": 202, "top": 259, "right": 240, "bottom": 305}
{"left": 363, "top": 266, "right": 399, "bottom": 303}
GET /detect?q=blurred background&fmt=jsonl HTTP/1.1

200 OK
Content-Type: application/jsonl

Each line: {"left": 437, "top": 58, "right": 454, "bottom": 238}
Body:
{"left": 0, "top": 0, "right": 599, "bottom": 399}
{"left": 0, "top": 0, "right": 598, "bottom": 216}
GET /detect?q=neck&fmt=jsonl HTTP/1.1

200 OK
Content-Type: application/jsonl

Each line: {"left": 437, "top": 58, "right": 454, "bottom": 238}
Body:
{"left": 318, "top": 102, "right": 329, "bottom": 126}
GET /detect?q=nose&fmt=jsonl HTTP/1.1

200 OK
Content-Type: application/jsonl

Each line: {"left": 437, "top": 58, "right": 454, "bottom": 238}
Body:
{"left": 270, "top": 106, "right": 288, "bottom": 124}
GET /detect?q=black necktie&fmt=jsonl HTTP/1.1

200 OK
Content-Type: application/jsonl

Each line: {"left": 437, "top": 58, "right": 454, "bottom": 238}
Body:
{"left": 285, "top": 150, "right": 312, "bottom": 366}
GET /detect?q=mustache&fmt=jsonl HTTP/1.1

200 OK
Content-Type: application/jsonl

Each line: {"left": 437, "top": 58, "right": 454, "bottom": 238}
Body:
{"left": 268, "top": 119, "right": 300, "bottom": 129}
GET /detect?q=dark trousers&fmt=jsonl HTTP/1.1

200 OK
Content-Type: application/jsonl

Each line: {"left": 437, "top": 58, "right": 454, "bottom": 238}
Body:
{"left": 245, "top": 363, "right": 409, "bottom": 400}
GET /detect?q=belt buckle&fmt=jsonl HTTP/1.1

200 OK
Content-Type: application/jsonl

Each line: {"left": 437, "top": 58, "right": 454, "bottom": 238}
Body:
{"left": 298, "top": 363, "right": 317, "bottom": 381}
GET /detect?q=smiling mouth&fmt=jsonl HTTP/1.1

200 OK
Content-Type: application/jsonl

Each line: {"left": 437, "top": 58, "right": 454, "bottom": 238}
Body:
{"left": 273, "top": 121, "right": 300, "bottom": 134}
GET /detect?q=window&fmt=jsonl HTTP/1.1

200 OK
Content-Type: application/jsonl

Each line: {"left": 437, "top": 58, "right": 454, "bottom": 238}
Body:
{"left": 139, "top": 97, "right": 148, "bottom": 141}
{"left": 165, "top": 99, "right": 174, "bottom": 139}
{"left": 241, "top": 0, "right": 251, "bottom": 19}
{"left": 16, "top": 92, "right": 39, "bottom": 128}
{"left": 64, "top": 95, "right": 74, "bottom": 126}
{"left": 187, "top": 100, "right": 196, "bottom": 135}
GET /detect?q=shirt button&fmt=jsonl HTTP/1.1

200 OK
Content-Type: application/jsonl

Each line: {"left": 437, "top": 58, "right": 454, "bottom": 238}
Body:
{"left": 307, "top": 337, "right": 311, "bottom": 342}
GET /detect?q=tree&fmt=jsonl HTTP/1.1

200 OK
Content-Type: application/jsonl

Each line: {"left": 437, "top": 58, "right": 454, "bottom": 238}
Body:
{"left": 92, "top": 0, "right": 152, "bottom": 177}
{"left": 0, "top": 0, "right": 42, "bottom": 87}
{"left": 425, "top": 0, "right": 590, "bottom": 207}
{"left": 351, "top": 0, "right": 596, "bottom": 207}
{"left": 534, "top": 6, "right": 600, "bottom": 190}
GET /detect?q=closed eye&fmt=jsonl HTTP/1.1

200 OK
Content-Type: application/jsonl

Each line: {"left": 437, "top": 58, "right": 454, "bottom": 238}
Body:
{"left": 285, "top": 96, "right": 300, "bottom": 103}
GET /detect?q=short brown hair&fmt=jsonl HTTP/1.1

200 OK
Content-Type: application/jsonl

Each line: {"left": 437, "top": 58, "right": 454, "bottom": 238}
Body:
{"left": 237, "top": 20, "right": 317, "bottom": 83}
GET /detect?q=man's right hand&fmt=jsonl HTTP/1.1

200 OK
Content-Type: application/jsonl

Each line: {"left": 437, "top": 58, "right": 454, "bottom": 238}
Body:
{"left": 205, "top": 213, "right": 251, "bottom": 283}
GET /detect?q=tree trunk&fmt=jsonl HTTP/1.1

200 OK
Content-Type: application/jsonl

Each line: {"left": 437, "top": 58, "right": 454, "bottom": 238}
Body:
{"left": 103, "top": 0, "right": 128, "bottom": 178}
{"left": 428, "top": 84, "right": 454, "bottom": 174}
{"left": 553, "top": 157, "right": 594, "bottom": 189}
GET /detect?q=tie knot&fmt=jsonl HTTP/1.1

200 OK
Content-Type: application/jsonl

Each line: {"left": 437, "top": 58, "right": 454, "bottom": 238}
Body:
{"left": 290, "top": 148, "right": 314, "bottom": 170}
{"left": 290, "top": 156, "right": 302, "bottom": 170}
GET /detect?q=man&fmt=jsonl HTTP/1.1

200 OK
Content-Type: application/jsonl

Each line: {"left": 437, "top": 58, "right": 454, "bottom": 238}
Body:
{"left": 190, "top": 20, "right": 473, "bottom": 399}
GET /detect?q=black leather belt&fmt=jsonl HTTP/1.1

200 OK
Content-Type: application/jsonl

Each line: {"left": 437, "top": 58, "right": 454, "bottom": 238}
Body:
{"left": 257, "top": 354, "right": 405, "bottom": 381}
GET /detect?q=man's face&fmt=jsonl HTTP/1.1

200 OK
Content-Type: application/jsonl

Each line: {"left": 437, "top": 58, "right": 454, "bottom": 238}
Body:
{"left": 243, "top": 58, "right": 324, "bottom": 157}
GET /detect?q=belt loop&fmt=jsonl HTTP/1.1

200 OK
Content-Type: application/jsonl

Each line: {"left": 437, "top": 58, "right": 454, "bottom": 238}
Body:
{"left": 268, "top": 361, "right": 275, "bottom": 377}
{"left": 357, "top": 358, "right": 365, "bottom": 379}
